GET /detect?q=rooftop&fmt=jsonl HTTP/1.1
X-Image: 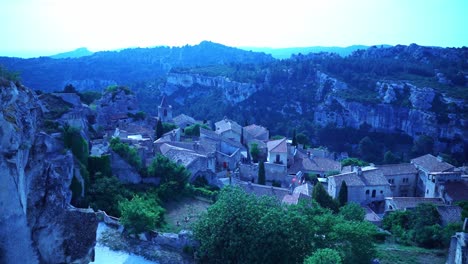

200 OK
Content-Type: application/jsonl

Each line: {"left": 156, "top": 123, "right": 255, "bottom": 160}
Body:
{"left": 172, "top": 114, "right": 197, "bottom": 127}
{"left": 215, "top": 118, "right": 242, "bottom": 135}
{"left": 289, "top": 154, "right": 341, "bottom": 174}
{"left": 411, "top": 154, "right": 455, "bottom": 173}
{"left": 237, "top": 181, "right": 290, "bottom": 202}
{"left": 385, "top": 197, "right": 445, "bottom": 210}
{"left": 376, "top": 163, "right": 418, "bottom": 176}
{"left": 267, "top": 138, "right": 288, "bottom": 153}
{"left": 243, "top": 124, "right": 268, "bottom": 138}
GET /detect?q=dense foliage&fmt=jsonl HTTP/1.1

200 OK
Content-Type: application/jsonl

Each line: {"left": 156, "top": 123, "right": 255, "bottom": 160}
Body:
{"left": 119, "top": 195, "right": 165, "bottom": 234}
{"left": 183, "top": 123, "right": 210, "bottom": 136}
{"left": 110, "top": 137, "right": 143, "bottom": 172}
{"left": 147, "top": 154, "right": 190, "bottom": 200}
{"left": 382, "top": 203, "right": 461, "bottom": 248}
{"left": 193, "top": 187, "right": 377, "bottom": 264}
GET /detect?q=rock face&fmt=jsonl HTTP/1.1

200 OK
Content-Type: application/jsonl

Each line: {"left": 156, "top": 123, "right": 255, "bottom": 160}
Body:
{"left": 163, "top": 73, "right": 262, "bottom": 104}
{"left": 0, "top": 81, "right": 97, "bottom": 264}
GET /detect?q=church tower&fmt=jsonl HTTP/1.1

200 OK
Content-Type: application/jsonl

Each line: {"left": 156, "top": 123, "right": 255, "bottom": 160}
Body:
{"left": 158, "top": 95, "right": 173, "bottom": 122}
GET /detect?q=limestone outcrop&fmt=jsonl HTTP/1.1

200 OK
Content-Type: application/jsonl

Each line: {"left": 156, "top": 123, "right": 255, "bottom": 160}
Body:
{"left": 0, "top": 81, "right": 97, "bottom": 264}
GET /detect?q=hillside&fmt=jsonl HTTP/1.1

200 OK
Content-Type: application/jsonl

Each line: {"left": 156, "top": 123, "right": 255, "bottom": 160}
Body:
{"left": 0, "top": 41, "right": 274, "bottom": 91}
{"left": 0, "top": 42, "right": 466, "bottom": 163}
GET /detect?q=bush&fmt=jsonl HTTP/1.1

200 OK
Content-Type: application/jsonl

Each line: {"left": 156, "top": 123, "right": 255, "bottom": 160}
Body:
{"left": 110, "top": 137, "right": 143, "bottom": 171}
{"left": 119, "top": 195, "right": 165, "bottom": 234}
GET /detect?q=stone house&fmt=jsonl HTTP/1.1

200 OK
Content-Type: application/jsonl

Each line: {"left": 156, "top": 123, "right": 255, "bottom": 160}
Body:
{"left": 215, "top": 117, "right": 242, "bottom": 142}
{"left": 158, "top": 96, "right": 173, "bottom": 122}
{"left": 288, "top": 149, "right": 341, "bottom": 177}
{"left": 242, "top": 124, "right": 269, "bottom": 145}
{"left": 411, "top": 154, "right": 455, "bottom": 196}
{"left": 328, "top": 167, "right": 391, "bottom": 207}
{"left": 159, "top": 143, "right": 216, "bottom": 183}
{"left": 376, "top": 163, "right": 418, "bottom": 197}
{"left": 200, "top": 128, "right": 245, "bottom": 171}
{"left": 267, "top": 138, "right": 288, "bottom": 165}
{"left": 172, "top": 114, "right": 198, "bottom": 132}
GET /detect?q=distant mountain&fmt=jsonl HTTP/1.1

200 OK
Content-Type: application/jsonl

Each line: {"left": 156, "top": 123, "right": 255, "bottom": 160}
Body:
{"left": 240, "top": 45, "right": 392, "bottom": 59}
{"left": 0, "top": 41, "right": 274, "bottom": 91}
{"left": 50, "top": 47, "right": 94, "bottom": 59}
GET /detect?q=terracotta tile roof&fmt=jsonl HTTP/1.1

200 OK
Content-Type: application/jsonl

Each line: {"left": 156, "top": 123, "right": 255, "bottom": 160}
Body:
{"left": 329, "top": 172, "right": 366, "bottom": 187}
{"left": 437, "top": 206, "right": 462, "bottom": 225}
{"left": 329, "top": 168, "right": 389, "bottom": 187}
{"left": 386, "top": 197, "right": 445, "bottom": 210}
{"left": 243, "top": 124, "right": 268, "bottom": 138}
{"left": 360, "top": 168, "right": 389, "bottom": 186}
{"left": 200, "top": 128, "right": 244, "bottom": 149}
{"left": 215, "top": 118, "right": 242, "bottom": 134}
{"left": 376, "top": 163, "right": 418, "bottom": 176}
{"left": 444, "top": 181, "right": 468, "bottom": 202}
{"left": 172, "top": 114, "right": 197, "bottom": 127}
{"left": 267, "top": 138, "right": 287, "bottom": 153}
{"left": 411, "top": 154, "right": 454, "bottom": 172}
{"left": 238, "top": 181, "right": 290, "bottom": 201}
{"left": 289, "top": 156, "right": 341, "bottom": 174}
{"left": 293, "top": 183, "right": 313, "bottom": 196}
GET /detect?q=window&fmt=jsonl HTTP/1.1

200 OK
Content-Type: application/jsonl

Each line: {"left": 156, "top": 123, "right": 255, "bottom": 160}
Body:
{"left": 388, "top": 179, "right": 394, "bottom": 184}
{"left": 164, "top": 109, "right": 167, "bottom": 117}
{"left": 275, "top": 154, "right": 280, "bottom": 163}
{"left": 380, "top": 190, "right": 383, "bottom": 194}
{"left": 372, "top": 190, "right": 376, "bottom": 198}
{"left": 365, "top": 190, "right": 370, "bottom": 195}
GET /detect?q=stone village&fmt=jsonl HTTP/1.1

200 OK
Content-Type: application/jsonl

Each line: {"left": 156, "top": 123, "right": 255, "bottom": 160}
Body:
{"left": 52, "top": 86, "right": 468, "bottom": 261}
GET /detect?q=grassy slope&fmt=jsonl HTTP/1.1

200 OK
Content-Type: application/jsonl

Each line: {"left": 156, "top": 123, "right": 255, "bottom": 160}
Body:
{"left": 376, "top": 243, "right": 447, "bottom": 264}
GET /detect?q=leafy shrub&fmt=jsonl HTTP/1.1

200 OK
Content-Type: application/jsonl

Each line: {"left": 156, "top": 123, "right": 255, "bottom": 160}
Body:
{"left": 119, "top": 195, "right": 165, "bottom": 234}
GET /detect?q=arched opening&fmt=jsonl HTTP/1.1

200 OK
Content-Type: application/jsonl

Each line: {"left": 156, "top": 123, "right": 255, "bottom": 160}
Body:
{"left": 371, "top": 190, "right": 376, "bottom": 198}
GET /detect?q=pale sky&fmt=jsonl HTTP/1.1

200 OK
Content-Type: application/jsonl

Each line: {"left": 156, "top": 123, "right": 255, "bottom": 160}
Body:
{"left": 1, "top": 0, "right": 467, "bottom": 57}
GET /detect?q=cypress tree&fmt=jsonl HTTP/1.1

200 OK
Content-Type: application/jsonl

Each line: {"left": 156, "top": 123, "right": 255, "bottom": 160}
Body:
{"left": 338, "top": 181, "right": 348, "bottom": 207}
{"left": 156, "top": 119, "right": 164, "bottom": 139}
{"left": 292, "top": 129, "right": 297, "bottom": 146}
{"left": 313, "top": 182, "right": 338, "bottom": 212}
{"left": 258, "top": 161, "right": 266, "bottom": 185}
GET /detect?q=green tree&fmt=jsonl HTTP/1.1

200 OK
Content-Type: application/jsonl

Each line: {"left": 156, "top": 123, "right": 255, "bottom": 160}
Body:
{"left": 312, "top": 182, "right": 338, "bottom": 212}
{"left": 384, "top": 150, "right": 400, "bottom": 164}
{"left": 156, "top": 119, "right": 164, "bottom": 139}
{"left": 184, "top": 123, "right": 210, "bottom": 136}
{"left": 87, "top": 175, "right": 130, "bottom": 217}
{"left": 63, "top": 84, "right": 77, "bottom": 93}
{"left": 258, "top": 161, "right": 266, "bottom": 185}
{"left": 193, "top": 187, "right": 314, "bottom": 263}
{"left": 337, "top": 181, "right": 348, "bottom": 207}
{"left": 148, "top": 154, "right": 190, "bottom": 200}
{"left": 250, "top": 142, "right": 260, "bottom": 163}
{"left": 331, "top": 221, "right": 377, "bottom": 264}
{"left": 412, "top": 135, "right": 434, "bottom": 157}
{"left": 292, "top": 129, "right": 297, "bottom": 146}
{"left": 304, "top": 248, "right": 342, "bottom": 264}
{"left": 358, "top": 136, "right": 380, "bottom": 163}
{"left": 339, "top": 203, "right": 365, "bottom": 222}
{"left": 119, "top": 195, "right": 165, "bottom": 234}
{"left": 296, "top": 133, "right": 310, "bottom": 147}
{"left": 341, "top": 158, "right": 369, "bottom": 167}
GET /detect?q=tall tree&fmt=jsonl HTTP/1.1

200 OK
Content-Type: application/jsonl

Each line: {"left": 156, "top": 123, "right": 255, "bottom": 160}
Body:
{"left": 156, "top": 119, "right": 164, "bottom": 139}
{"left": 258, "top": 161, "right": 266, "bottom": 185}
{"left": 250, "top": 143, "right": 260, "bottom": 163}
{"left": 292, "top": 129, "right": 297, "bottom": 146}
{"left": 312, "top": 182, "right": 338, "bottom": 212}
{"left": 338, "top": 181, "right": 348, "bottom": 207}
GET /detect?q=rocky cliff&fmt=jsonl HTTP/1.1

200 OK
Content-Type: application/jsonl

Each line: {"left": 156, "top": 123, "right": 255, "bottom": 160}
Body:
{"left": 0, "top": 81, "right": 97, "bottom": 263}
{"left": 163, "top": 73, "right": 262, "bottom": 104}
